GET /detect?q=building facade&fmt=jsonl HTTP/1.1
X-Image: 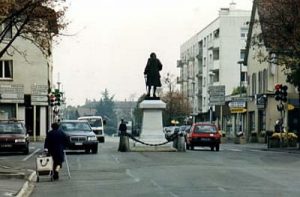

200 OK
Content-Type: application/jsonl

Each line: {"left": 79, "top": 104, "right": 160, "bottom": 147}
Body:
{"left": 245, "top": 1, "right": 300, "bottom": 141}
{"left": 177, "top": 3, "right": 251, "bottom": 135}
{"left": 0, "top": 18, "right": 53, "bottom": 140}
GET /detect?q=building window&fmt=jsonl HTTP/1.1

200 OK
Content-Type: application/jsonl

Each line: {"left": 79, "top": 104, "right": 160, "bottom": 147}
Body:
{"left": 0, "top": 60, "right": 13, "bottom": 79}
{"left": 240, "top": 27, "right": 248, "bottom": 39}
{"left": 0, "top": 20, "right": 12, "bottom": 39}
{"left": 240, "top": 49, "right": 246, "bottom": 60}
{"left": 213, "top": 48, "right": 219, "bottom": 60}
{"left": 252, "top": 73, "right": 256, "bottom": 96}
{"left": 241, "top": 71, "right": 247, "bottom": 82}
{"left": 263, "top": 69, "right": 268, "bottom": 92}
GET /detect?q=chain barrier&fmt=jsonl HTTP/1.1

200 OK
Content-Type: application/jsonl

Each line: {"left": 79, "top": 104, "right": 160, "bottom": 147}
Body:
{"left": 122, "top": 132, "right": 180, "bottom": 147}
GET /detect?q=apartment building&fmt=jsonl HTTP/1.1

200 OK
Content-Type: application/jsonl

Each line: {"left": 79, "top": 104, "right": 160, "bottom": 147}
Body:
{"left": 178, "top": 3, "right": 251, "bottom": 127}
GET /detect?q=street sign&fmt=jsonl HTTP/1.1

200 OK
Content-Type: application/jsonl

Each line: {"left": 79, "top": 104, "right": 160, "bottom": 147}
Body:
{"left": 229, "top": 101, "right": 246, "bottom": 108}
{"left": 208, "top": 85, "right": 225, "bottom": 106}
{"left": 230, "top": 108, "right": 247, "bottom": 113}
{"left": 231, "top": 97, "right": 252, "bottom": 102}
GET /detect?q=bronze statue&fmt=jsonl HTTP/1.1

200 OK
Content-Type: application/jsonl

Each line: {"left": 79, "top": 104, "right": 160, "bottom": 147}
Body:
{"left": 144, "top": 52, "right": 163, "bottom": 98}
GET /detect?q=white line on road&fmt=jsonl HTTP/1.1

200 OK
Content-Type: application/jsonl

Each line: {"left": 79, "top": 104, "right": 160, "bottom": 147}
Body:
{"left": 151, "top": 180, "right": 179, "bottom": 197}
{"left": 218, "top": 187, "right": 227, "bottom": 192}
{"left": 22, "top": 148, "right": 40, "bottom": 161}
{"left": 126, "top": 169, "right": 140, "bottom": 182}
{"left": 228, "top": 148, "right": 242, "bottom": 152}
{"left": 112, "top": 155, "right": 120, "bottom": 164}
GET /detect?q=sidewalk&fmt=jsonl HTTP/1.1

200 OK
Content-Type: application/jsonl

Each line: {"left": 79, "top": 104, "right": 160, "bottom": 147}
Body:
{"left": 0, "top": 164, "right": 35, "bottom": 197}
{"left": 224, "top": 141, "right": 300, "bottom": 154}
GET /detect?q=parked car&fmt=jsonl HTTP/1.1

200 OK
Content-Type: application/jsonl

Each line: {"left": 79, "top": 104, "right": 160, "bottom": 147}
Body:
{"left": 59, "top": 120, "right": 98, "bottom": 153}
{"left": 0, "top": 120, "right": 29, "bottom": 155}
{"left": 186, "top": 122, "right": 221, "bottom": 151}
{"left": 163, "top": 126, "right": 180, "bottom": 141}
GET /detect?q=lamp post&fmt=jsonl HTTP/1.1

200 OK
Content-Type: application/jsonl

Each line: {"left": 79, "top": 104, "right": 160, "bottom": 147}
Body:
{"left": 237, "top": 60, "right": 244, "bottom": 138}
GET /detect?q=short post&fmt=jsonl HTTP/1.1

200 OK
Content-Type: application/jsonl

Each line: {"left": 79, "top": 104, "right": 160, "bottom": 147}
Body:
{"left": 118, "top": 133, "right": 130, "bottom": 152}
{"left": 176, "top": 133, "right": 186, "bottom": 152}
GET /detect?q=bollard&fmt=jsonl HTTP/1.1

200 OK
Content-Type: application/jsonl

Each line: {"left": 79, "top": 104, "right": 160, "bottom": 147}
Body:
{"left": 176, "top": 133, "right": 186, "bottom": 152}
{"left": 118, "top": 134, "right": 130, "bottom": 152}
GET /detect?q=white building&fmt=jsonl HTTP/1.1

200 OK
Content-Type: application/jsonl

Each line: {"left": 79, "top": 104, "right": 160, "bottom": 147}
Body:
{"left": 178, "top": 3, "right": 251, "bottom": 122}
{"left": 0, "top": 14, "right": 54, "bottom": 140}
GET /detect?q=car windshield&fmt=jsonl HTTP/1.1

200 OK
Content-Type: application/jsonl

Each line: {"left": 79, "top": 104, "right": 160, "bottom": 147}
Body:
{"left": 60, "top": 122, "right": 92, "bottom": 132}
{"left": 194, "top": 125, "right": 217, "bottom": 133}
{"left": 87, "top": 119, "right": 102, "bottom": 127}
{"left": 0, "top": 122, "right": 25, "bottom": 134}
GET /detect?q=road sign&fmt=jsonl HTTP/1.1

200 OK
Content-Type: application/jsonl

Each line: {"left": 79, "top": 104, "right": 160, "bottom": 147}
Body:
{"left": 231, "top": 97, "right": 252, "bottom": 102}
{"left": 208, "top": 85, "right": 225, "bottom": 106}
{"left": 230, "top": 108, "right": 247, "bottom": 113}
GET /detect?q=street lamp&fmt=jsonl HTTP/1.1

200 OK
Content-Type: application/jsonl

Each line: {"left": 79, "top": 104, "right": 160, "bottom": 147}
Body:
{"left": 236, "top": 60, "right": 244, "bottom": 138}
{"left": 237, "top": 60, "right": 244, "bottom": 98}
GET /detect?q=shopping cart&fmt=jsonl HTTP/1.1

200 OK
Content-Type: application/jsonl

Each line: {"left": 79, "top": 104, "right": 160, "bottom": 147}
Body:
{"left": 36, "top": 153, "right": 54, "bottom": 182}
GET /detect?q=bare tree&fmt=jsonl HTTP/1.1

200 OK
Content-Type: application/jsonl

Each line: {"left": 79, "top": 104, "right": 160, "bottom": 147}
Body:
{"left": 0, "top": 0, "right": 68, "bottom": 58}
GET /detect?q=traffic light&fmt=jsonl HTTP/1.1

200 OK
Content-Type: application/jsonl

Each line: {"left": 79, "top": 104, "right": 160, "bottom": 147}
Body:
{"left": 56, "top": 92, "right": 61, "bottom": 106}
{"left": 274, "top": 83, "right": 282, "bottom": 101}
{"left": 49, "top": 94, "right": 56, "bottom": 106}
{"left": 281, "top": 85, "right": 288, "bottom": 103}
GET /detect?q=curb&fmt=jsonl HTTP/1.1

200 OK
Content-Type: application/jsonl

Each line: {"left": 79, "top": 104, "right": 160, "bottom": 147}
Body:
{"left": 16, "top": 170, "right": 36, "bottom": 197}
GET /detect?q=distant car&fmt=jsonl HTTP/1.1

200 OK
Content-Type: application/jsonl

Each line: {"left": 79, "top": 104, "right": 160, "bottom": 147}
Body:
{"left": 59, "top": 120, "right": 98, "bottom": 153}
{"left": 164, "top": 126, "right": 180, "bottom": 141}
{"left": 0, "top": 120, "right": 29, "bottom": 155}
{"left": 186, "top": 123, "right": 221, "bottom": 151}
{"left": 78, "top": 116, "right": 105, "bottom": 143}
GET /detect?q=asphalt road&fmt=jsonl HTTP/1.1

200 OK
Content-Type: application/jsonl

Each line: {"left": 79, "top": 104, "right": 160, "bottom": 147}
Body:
{"left": 3, "top": 137, "right": 300, "bottom": 197}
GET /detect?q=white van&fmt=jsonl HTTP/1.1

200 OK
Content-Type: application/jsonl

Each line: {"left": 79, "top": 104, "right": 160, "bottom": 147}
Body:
{"left": 78, "top": 116, "right": 105, "bottom": 143}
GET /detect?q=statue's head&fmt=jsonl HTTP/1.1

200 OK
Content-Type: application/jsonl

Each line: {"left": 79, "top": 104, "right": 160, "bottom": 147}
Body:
{"left": 150, "top": 52, "right": 156, "bottom": 59}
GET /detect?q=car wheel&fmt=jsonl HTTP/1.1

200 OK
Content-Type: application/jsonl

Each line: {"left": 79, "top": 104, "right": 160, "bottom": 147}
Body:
{"left": 216, "top": 143, "right": 220, "bottom": 151}
{"left": 190, "top": 144, "right": 194, "bottom": 150}
{"left": 92, "top": 145, "right": 98, "bottom": 154}
{"left": 210, "top": 146, "right": 214, "bottom": 151}
{"left": 186, "top": 143, "right": 190, "bottom": 150}
{"left": 23, "top": 145, "right": 29, "bottom": 155}
{"left": 85, "top": 149, "right": 90, "bottom": 154}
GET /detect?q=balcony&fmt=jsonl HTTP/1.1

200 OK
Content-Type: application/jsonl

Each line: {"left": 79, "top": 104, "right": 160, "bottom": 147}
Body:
{"left": 212, "top": 60, "right": 220, "bottom": 70}
{"left": 177, "top": 60, "right": 183, "bottom": 68}
{"left": 197, "top": 89, "right": 203, "bottom": 97}
{"left": 196, "top": 70, "right": 203, "bottom": 78}
{"left": 177, "top": 76, "right": 183, "bottom": 84}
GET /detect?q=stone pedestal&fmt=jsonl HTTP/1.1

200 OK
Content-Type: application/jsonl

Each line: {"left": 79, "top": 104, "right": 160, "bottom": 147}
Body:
{"left": 138, "top": 99, "right": 167, "bottom": 145}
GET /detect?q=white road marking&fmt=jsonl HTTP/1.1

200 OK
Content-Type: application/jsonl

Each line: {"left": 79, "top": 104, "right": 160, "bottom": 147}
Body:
{"left": 228, "top": 148, "right": 242, "bottom": 152}
{"left": 218, "top": 187, "right": 227, "bottom": 192}
{"left": 112, "top": 155, "right": 120, "bottom": 164}
{"left": 126, "top": 169, "right": 140, "bottom": 182}
{"left": 151, "top": 180, "right": 179, "bottom": 197}
{"left": 22, "top": 148, "right": 40, "bottom": 161}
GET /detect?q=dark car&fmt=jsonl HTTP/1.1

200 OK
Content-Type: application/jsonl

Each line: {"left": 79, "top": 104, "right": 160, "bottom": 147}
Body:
{"left": 0, "top": 120, "right": 29, "bottom": 155}
{"left": 59, "top": 120, "right": 98, "bottom": 153}
{"left": 186, "top": 122, "right": 221, "bottom": 151}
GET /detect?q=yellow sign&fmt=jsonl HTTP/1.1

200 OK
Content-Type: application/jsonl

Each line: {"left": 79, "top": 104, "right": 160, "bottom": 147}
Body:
{"left": 288, "top": 104, "right": 295, "bottom": 110}
{"left": 230, "top": 108, "right": 247, "bottom": 113}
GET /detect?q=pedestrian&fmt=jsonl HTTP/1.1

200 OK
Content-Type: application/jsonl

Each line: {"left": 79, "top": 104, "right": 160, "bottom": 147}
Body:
{"left": 118, "top": 119, "right": 127, "bottom": 135}
{"left": 274, "top": 119, "right": 281, "bottom": 133}
{"left": 44, "top": 122, "right": 68, "bottom": 180}
{"left": 144, "top": 52, "right": 163, "bottom": 98}
{"left": 118, "top": 119, "right": 129, "bottom": 152}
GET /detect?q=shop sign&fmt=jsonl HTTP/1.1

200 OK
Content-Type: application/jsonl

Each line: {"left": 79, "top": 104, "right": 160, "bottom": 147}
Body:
{"left": 230, "top": 108, "right": 247, "bottom": 113}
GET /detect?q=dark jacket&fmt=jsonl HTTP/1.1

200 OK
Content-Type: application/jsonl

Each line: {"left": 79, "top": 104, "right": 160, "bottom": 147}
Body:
{"left": 44, "top": 128, "right": 67, "bottom": 163}
{"left": 144, "top": 58, "right": 163, "bottom": 87}
{"left": 119, "top": 122, "right": 127, "bottom": 135}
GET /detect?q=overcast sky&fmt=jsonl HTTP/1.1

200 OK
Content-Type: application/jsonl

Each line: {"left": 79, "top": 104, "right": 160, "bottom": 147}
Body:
{"left": 53, "top": 0, "right": 253, "bottom": 106}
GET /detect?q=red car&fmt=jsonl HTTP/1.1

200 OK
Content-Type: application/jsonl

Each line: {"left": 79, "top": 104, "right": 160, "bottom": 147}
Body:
{"left": 186, "top": 123, "right": 221, "bottom": 151}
